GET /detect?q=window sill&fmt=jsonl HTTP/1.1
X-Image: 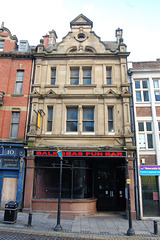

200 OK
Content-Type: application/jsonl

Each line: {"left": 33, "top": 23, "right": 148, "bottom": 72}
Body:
{"left": 65, "top": 84, "right": 97, "bottom": 88}
{"left": 65, "top": 132, "right": 78, "bottom": 135}
{"left": 11, "top": 94, "right": 24, "bottom": 97}
{"left": 44, "top": 85, "right": 59, "bottom": 88}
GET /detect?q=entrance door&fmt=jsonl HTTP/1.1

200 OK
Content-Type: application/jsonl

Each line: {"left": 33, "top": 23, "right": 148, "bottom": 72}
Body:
{"left": 1, "top": 177, "right": 18, "bottom": 208}
{"left": 94, "top": 160, "right": 125, "bottom": 211}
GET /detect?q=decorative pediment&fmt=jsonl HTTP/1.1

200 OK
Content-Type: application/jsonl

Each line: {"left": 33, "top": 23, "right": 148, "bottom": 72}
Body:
{"left": 31, "top": 90, "right": 43, "bottom": 97}
{"left": 44, "top": 89, "right": 57, "bottom": 97}
{"left": 121, "top": 88, "right": 131, "bottom": 97}
{"left": 70, "top": 14, "right": 93, "bottom": 28}
{"left": 105, "top": 89, "right": 120, "bottom": 97}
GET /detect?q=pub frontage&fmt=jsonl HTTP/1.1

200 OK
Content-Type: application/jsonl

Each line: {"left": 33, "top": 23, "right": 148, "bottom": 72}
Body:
{"left": 23, "top": 149, "right": 136, "bottom": 217}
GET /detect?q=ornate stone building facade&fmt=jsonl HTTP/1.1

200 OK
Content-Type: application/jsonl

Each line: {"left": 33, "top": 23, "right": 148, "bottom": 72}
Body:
{"left": 24, "top": 14, "right": 136, "bottom": 218}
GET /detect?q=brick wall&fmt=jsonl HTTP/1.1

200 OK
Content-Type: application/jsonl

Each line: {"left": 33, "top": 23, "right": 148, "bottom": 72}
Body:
{"left": 136, "top": 107, "right": 152, "bottom": 117}
{"left": 0, "top": 57, "right": 32, "bottom": 139}
{"left": 133, "top": 61, "right": 160, "bottom": 68}
{"left": 140, "top": 155, "right": 156, "bottom": 165}
{"left": 156, "top": 107, "right": 160, "bottom": 116}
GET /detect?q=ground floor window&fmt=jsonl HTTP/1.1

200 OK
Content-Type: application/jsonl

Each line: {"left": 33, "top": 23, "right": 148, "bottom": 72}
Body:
{"left": 141, "top": 176, "right": 159, "bottom": 216}
{"left": 34, "top": 158, "right": 93, "bottom": 199}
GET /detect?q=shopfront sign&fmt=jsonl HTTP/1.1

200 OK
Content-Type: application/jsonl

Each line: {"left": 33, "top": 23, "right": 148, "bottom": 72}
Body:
{"left": 34, "top": 150, "right": 126, "bottom": 157}
{"left": 2, "top": 158, "right": 19, "bottom": 168}
{"left": 140, "top": 165, "right": 160, "bottom": 175}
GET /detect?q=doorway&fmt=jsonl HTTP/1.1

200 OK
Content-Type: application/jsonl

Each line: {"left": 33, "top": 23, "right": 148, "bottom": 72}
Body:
{"left": 1, "top": 177, "right": 18, "bottom": 208}
{"left": 94, "top": 158, "right": 126, "bottom": 211}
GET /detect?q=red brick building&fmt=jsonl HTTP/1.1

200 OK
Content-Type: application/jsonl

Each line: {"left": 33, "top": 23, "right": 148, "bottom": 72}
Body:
{"left": 0, "top": 24, "right": 33, "bottom": 208}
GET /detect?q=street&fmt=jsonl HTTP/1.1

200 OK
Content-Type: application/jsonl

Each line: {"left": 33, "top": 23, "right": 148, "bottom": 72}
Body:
{"left": 0, "top": 229, "right": 160, "bottom": 240}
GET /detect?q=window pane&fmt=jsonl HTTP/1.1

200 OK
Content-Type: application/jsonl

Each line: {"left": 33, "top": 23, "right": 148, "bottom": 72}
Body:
{"left": 67, "top": 108, "right": 78, "bottom": 120}
{"left": 155, "top": 91, "right": 160, "bottom": 101}
{"left": 10, "top": 112, "right": 20, "bottom": 138}
{"left": 107, "top": 78, "right": 112, "bottom": 85}
{"left": 83, "top": 122, "right": 94, "bottom": 132}
{"left": 51, "top": 68, "right": 56, "bottom": 85}
{"left": 108, "top": 122, "right": 114, "bottom": 132}
{"left": 153, "top": 80, "right": 159, "bottom": 88}
{"left": 138, "top": 122, "right": 144, "bottom": 131}
{"left": 83, "top": 68, "right": 91, "bottom": 77}
{"left": 158, "top": 122, "right": 160, "bottom": 131}
{"left": 0, "top": 40, "right": 4, "bottom": 49}
{"left": 83, "top": 107, "right": 94, "bottom": 120}
{"left": 136, "top": 91, "right": 141, "bottom": 101}
{"left": 135, "top": 81, "right": 140, "bottom": 89}
{"left": 51, "top": 68, "right": 56, "bottom": 77}
{"left": 147, "top": 134, "right": 153, "bottom": 148}
{"left": 143, "top": 91, "right": 149, "bottom": 101}
{"left": 83, "top": 78, "right": 91, "bottom": 85}
{"left": 14, "top": 70, "right": 24, "bottom": 94}
{"left": 66, "top": 122, "right": 78, "bottom": 131}
{"left": 83, "top": 68, "right": 91, "bottom": 85}
{"left": 48, "top": 107, "right": 53, "bottom": 120}
{"left": 70, "top": 68, "right": 79, "bottom": 85}
{"left": 47, "top": 122, "right": 52, "bottom": 132}
{"left": 47, "top": 107, "right": 53, "bottom": 131}
{"left": 108, "top": 107, "right": 113, "bottom": 120}
{"left": 139, "top": 134, "right": 146, "bottom": 149}
{"left": 16, "top": 71, "right": 24, "bottom": 81}
{"left": 14, "top": 82, "right": 23, "bottom": 94}
{"left": 71, "top": 68, "right": 79, "bottom": 77}
{"left": 70, "top": 78, "right": 79, "bottom": 84}
{"left": 146, "top": 122, "right": 152, "bottom": 131}
{"left": 142, "top": 80, "right": 148, "bottom": 89}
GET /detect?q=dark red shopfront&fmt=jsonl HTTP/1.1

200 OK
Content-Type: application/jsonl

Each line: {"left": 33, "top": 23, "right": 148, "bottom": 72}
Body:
{"left": 23, "top": 151, "right": 135, "bottom": 217}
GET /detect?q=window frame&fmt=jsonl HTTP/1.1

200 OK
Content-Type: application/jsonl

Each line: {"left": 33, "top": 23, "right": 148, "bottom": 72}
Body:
{"left": 47, "top": 106, "right": 53, "bottom": 132}
{"left": 70, "top": 66, "right": 92, "bottom": 85}
{"left": 66, "top": 107, "right": 78, "bottom": 132}
{"left": 65, "top": 105, "right": 95, "bottom": 133}
{"left": 135, "top": 80, "right": 149, "bottom": 102}
{"left": 138, "top": 121, "right": 153, "bottom": 149}
{"left": 10, "top": 112, "right": 20, "bottom": 139}
{"left": 51, "top": 68, "right": 56, "bottom": 85}
{"left": 82, "top": 106, "right": 94, "bottom": 132}
{"left": 0, "top": 40, "right": 4, "bottom": 51}
{"left": 153, "top": 79, "right": 160, "bottom": 101}
{"left": 108, "top": 106, "right": 114, "bottom": 133}
{"left": 106, "top": 67, "right": 112, "bottom": 85}
{"left": 14, "top": 70, "right": 24, "bottom": 94}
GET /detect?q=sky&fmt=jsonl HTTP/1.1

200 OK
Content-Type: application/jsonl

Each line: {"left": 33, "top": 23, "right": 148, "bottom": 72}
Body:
{"left": 0, "top": 0, "right": 160, "bottom": 62}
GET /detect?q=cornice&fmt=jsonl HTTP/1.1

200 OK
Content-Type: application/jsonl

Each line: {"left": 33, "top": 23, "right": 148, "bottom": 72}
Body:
{"left": 0, "top": 51, "right": 34, "bottom": 59}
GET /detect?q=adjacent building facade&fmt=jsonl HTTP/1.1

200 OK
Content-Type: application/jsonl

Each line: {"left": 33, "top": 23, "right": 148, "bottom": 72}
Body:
{"left": 0, "top": 24, "right": 33, "bottom": 208}
{"left": 129, "top": 59, "right": 160, "bottom": 218}
{"left": 23, "top": 14, "right": 136, "bottom": 217}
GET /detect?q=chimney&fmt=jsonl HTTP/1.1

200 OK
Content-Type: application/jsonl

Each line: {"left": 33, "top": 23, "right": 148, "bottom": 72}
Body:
{"left": 115, "top": 28, "right": 123, "bottom": 44}
{"left": 43, "top": 34, "right": 49, "bottom": 47}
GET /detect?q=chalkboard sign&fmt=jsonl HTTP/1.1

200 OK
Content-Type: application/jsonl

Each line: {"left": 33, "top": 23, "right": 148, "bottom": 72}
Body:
{"left": 2, "top": 159, "right": 19, "bottom": 168}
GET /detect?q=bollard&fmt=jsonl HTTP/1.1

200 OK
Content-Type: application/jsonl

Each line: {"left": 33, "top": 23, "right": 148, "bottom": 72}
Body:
{"left": 28, "top": 213, "right": 33, "bottom": 226}
{"left": 154, "top": 220, "right": 158, "bottom": 235}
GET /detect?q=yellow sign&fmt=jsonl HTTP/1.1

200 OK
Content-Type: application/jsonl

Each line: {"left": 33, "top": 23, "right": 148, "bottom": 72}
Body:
{"left": 37, "top": 112, "right": 41, "bottom": 128}
{"left": 127, "top": 179, "right": 131, "bottom": 184}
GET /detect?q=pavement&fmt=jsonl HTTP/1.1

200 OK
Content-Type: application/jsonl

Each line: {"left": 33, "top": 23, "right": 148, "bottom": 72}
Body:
{"left": 0, "top": 210, "right": 160, "bottom": 239}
